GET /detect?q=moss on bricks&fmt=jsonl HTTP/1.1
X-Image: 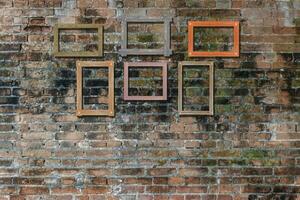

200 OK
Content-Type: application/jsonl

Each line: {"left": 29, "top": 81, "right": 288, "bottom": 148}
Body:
{"left": 243, "top": 149, "right": 269, "bottom": 159}
{"left": 137, "top": 34, "right": 154, "bottom": 43}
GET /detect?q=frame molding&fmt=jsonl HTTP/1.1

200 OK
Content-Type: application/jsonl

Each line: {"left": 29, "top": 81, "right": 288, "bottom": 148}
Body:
{"left": 178, "top": 61, "right": 214, "bottom": 116}
{"left": 76, "top": 61, "right": 114, "bottom": 117}
{"left": 124, "top": 62, "right": 168, "bottom": 101}
{"left": 119, "top": 18, "right": 172, "bottom": 57}
{"left": 188, "top": 21, "right": 239, "bottom": 57}
{"left": 54, "top": 24, "right": 103, "bottom": 57}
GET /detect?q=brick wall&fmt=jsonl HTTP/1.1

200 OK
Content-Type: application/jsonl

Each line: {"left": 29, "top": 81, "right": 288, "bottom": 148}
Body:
{"left": 0, "top": 0, "right": 299, "bottom": 199}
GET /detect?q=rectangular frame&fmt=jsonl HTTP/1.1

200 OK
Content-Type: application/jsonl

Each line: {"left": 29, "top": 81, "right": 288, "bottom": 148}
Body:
{"left": 54, "top": 24, "right": 103, "bottom": 57}
{"left": 178, "top": 61, "right": 214, "bottom": 116}
{"left": 124, "top": 62, "right": 168, "bottom": 101}
{"left": 119, "top": 18, "right": 172, "bottom": 57}
{"left": 188, "top": 21, "right": 239, "bottom": 57}
{"left": 77, "top": 61, "right": 114, "bottom": 117}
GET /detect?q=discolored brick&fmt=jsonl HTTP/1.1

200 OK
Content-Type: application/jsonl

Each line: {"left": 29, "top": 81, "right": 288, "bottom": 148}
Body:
{"left": 0, "top": 0, "right": 298, "bottom": 199}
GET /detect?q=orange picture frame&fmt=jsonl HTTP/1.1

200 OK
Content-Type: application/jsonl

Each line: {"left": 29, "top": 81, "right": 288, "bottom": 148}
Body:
{"left": 188, "top": 21, "right": 240, "bottom": 57}
{"left": 76, "top": 61, "right": 114, "bottom": 117}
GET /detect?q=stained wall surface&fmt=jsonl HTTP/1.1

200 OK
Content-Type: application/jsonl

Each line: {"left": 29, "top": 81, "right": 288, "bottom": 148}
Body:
{"left": 0, "top": 0, "right": 299, "bottom": 199}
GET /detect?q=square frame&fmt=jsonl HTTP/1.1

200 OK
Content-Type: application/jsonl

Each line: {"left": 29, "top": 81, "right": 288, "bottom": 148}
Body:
{"left": 178, "top": 61, "right": 214, "bottom": 116}
{"left": 188, "top": 21, "right": 239, "bottom": 57}
{"left": 76, "top": 61, "right": 114, "bottom": 117}
{"left": 54, "top": 24, "right": 103, "bottom": 57}
{"left": 124, "top": 62, "right": 168, "bottom": 101}
{"left": 119, "top": 18, "right": 172, "bottom": 57}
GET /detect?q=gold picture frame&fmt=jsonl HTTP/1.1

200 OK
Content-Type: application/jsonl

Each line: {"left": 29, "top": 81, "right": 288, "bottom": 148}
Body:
{"left": 178, "top": 61, "right": 214, "bottom": 116}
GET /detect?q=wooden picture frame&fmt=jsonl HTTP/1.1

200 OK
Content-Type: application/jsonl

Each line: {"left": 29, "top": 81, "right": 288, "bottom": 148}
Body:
{"left": 119, "top": 18, "right": 172, "bottom": 57}
{"left": 124, "top": 62, "right": 168, "bottom": 101}
{"left": 54, "top": 24, "right": 103, "bottom": 57}
{"left": 178, "top": 61, "right": 214, "bottom": 116}
{"left": 76, "top": 61, "right": 114, "bottom": 117}
{"left": 188, "top": 21, "right": 239, "bottom": 57}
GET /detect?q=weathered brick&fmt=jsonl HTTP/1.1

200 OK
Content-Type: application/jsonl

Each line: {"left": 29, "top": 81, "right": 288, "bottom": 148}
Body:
{"left": 178, "top": 168, "right": 208, "bottom": 177}
{"left": 242, "top": 185, "right": 272, "bottom": 193}
{"left": 242, "top": 168, "right": 273, "bottom": 176}
{"left": 29, "top": 17, "right": 45, "bottom": 25}
{"left": 275, "top": 167, "right": 300, "bottom": 175}
{"left": 87, "top": 168, "right": 113, "bottom": 176}
{"left": 19, "top": 187, "right": 49, "bottom": 195}
{"left": 116, "top": 168, "right": 144, "bottom": 176}
{"left": 83, "top": 186, "right": 109, "bottom": 194}
{"left": 55, "top": 132, "right": 85, "bottom": 140}
{"left": 147, "top": 168, "right": 176, "bottom": 176}
{"left": 0, "top": 97, "right": 18, "bottom": 104}
{"left": 0, "top": 1, "right": 298, "bottom": 199}
{"left": 0, "top": 44, "right": 21, "bottom": 52}
{"left": 146, "top": 186, "right": 175, "bottom": 193}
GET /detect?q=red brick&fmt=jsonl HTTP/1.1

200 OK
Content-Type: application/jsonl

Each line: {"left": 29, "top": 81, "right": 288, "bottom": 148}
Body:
{"left": 88, "top": 168, "right": 113, "bottom": 176}
{"left": 124, "top": 178, "right": 152, "bottom": 185}
{"left": 275, "top": 167, "right": 300, "bottom": 175}
{"left": 242, "top": 185, "right": 272, "bottom": 193}
{"left": 83, "top": 186, "right": 109, "bottom": 194}
{"left": 146, "top": 186, "right": 175, "bottom": 193}
{"left": 147, "top": 168, "right": 176, "bottom": 176}
{"left": 0, "top": 1, "right": 298, "bottom": 199}
{"left": 176, "top": 186, "right": 207, "bottom": 193}
{"left": 19, "top": 187, "right": 49, "bottom": 195}
{"left": 168, "top": 177, "right": 185, "bottom": 185}
{"left": 116, "top": 168, "right": 144, "bottom": 176}
{"left": 178, "top": 168, "right": 208, "bottom": 177}
{"left": 51, "top": 187, "right": 80, "bottom": 194}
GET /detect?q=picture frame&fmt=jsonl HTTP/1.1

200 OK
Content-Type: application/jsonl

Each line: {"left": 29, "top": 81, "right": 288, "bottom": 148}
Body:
{"left": 178, "top": 61, "right": 214, "bottom": 116}
{"left": 123, "top": 62, "right": 168, "bottom": 101}
{"left": 119, "top": 18, "right": 172, "bottom": 57}
{"left": 54, "top": 24, "right": 103, "bottom": 57}
{"left": 76, "top": 61, "right": 114, "bottom": 117}
{"left": 188, "top": 21, "right": 239, "bottom": 57}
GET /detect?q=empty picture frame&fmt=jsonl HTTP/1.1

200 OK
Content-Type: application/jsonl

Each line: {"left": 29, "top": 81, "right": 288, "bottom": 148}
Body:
{"left": 178, "top": 61, "right": 214, "bottom": 116}
{"left": 124, "top": 62, "right": 168, "bottom": 101}
{"left": 188, "top": 21, "right": 239, "bottom": 57}
{"left": 54, "top": 24, "right": 103, "bottom": 57}
{"left": 119, "top": 18, "right": 172, "bottom": 57}
{"left": 77, "top": 61, "right": 114, "bottom": 117}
